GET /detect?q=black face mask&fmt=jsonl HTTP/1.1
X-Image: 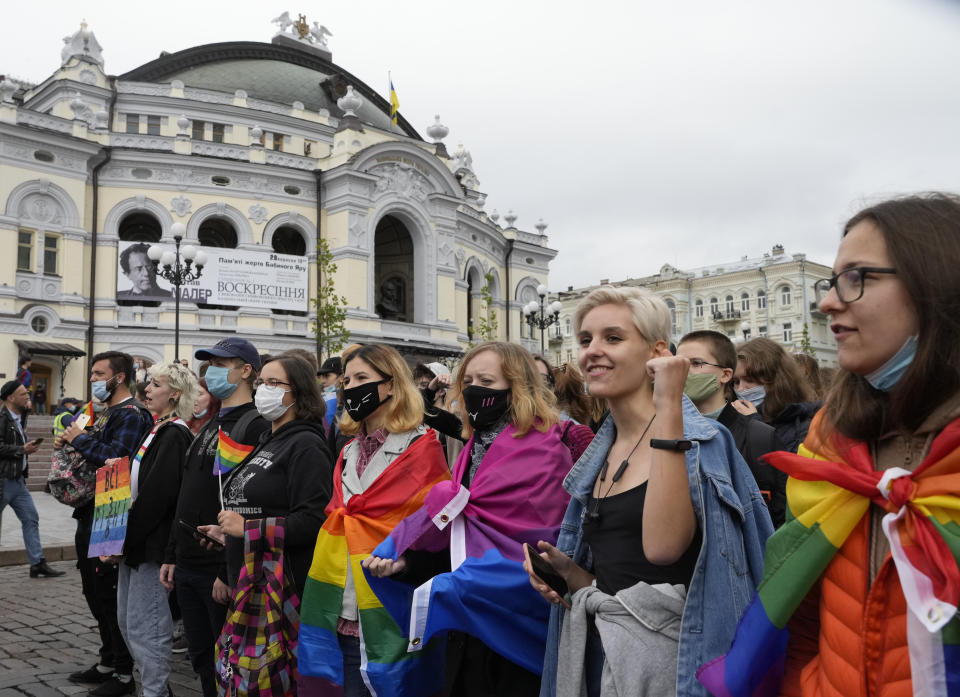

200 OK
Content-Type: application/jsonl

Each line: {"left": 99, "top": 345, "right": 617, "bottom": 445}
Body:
{"left": 342, "top": 378, "right": 391, "bottom": 424}
{"left": 462, "top": 385, "right": 511, "bottom": 430}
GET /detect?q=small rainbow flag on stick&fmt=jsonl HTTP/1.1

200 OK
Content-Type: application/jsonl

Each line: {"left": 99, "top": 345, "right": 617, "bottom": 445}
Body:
{"left": 213, "top": 428, "right": 254, "bottom": 476}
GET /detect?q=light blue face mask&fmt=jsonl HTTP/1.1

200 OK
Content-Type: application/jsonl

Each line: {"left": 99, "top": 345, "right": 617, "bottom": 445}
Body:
{"left": 205, "top": 365, "right": 239, "bottom": 400}
{"left": 92, "top": 376, "right": 118, "bottom": 402}
{"left": 865, "top": 335, "right": 918, "bottom": 392}
{"left": 736, "top": 385, "right": 766, "bottom": 407}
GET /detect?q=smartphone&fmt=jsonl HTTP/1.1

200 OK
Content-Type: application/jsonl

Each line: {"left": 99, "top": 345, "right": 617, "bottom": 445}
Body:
{"left": 31, "top": 437, "right": 44, "bottom": 446}
{"left": 73, "top": 413, "right": 90, "bottom": 430}
{"left": 523, "top": 543, "right": 568, "bottom": 597}
{"left": 178, "top": 520, "right": 224, "bottom": 549}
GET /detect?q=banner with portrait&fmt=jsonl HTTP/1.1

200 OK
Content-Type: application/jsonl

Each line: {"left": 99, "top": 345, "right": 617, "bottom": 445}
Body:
{"left": 116, "top": 241, "right": 309, "bottom": 312}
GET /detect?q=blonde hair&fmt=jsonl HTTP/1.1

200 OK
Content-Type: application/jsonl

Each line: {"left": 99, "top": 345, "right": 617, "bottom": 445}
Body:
{"left": 338, "top": 344, "right": 424, "bottom": 436}
{"left": 573, "top": 285, "right": 671, "bottom": 345}
{"left": 455, "top": 341, "right": 557, "bottom": 440}
{"left": 147, "top": 362, "right": 199, "bottom": 421}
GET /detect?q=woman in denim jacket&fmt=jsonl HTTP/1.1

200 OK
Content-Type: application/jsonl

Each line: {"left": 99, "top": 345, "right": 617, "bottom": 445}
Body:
{"left": 525, "top": 286, "right": 773, "bottom": 697}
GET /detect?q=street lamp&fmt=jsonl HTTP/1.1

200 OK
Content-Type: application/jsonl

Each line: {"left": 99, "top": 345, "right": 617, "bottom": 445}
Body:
{"left": 523, "top": 284, "right": 562, "bottom": 354}
{"left": 148, "top": 223, "right": 207, "bottom": 361}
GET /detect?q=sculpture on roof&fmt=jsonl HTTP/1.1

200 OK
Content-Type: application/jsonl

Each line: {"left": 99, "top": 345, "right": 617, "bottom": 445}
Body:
{"left": 60, "top": 20, "right": 104, "bottom": 68}
{"left": 271, "top": 11, "right": 295, "bottom": 33}
{"left": 310, "top": 22, "right": 333, "bottom": 47}
{"left": 295, "top": 14, "right": 310, "bottom": 39}
{"left": 272, "top": 11, "right": 332, "bottom": 48}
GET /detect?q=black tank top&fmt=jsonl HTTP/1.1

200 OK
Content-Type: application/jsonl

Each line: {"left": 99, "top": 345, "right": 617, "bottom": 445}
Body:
{"left": 582, "top": 482, "right": 702, "bottom": 595}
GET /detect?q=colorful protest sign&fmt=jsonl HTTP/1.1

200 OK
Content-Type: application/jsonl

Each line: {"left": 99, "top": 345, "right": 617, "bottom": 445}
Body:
{"left": 88, "top": 457, "right": 132, "bottom": 558}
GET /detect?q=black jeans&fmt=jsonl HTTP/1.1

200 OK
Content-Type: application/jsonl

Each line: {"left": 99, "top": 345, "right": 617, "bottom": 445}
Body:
{"left": 75, "top": 506, "right": 134, "bottom": 674}
{"left": 175, "top": 564, "right": 227, "bottom": 697}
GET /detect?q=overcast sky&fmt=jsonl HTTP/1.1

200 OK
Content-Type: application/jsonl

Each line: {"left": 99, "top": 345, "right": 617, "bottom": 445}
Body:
{"left": 4, "top": 0, "right": 960, "bottom": 290}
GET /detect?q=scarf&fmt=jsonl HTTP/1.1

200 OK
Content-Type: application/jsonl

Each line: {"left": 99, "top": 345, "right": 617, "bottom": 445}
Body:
{"left": 697, "top": 412, "right": 960, "bottom": 697}
{"left": 297, "top": 430, "right": 450, "bottom": 697}
{"left": 365, "top": 422, "right": 573, "bottom": 680}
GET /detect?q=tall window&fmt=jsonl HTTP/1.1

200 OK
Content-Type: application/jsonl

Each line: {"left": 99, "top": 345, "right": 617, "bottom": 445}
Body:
{"left": 709, "top": 297, "right": 719, "bottom": 315}
{"left": 741, "top": 292, "right": 750, "bottom": 311}
{"left": 125, "top": 114, "right": 139, "bottom": 134}
{"left": 212, "top": 123, "right": 225, "bottom": 143}
{"left": 192, "top": 120, "right": 205, "bottom": 140}
{"left": 783, "top": 322, "right": 793, "bottom": 343}
{"left": 725, "top": 295, "right": 735, "bottom": 314}
{"left": 666, "top": 299, "right": 678, "bottom": 336}
{"left": 757, "top": 290, "right": 766, "bottom": 309}
{"left": 271, "top": 227, "right": 306, "bottom": 256}
{"left": 43, "top": 235, "right": 59, "bottom": 275}
{"left": 146, "top": 115, "right": 161, "bottom": 136}
{"left": 695, "top": 299, "right": 704, "bottom": 318}
{"left": 17, "top": 230, "right": 33, "bottom": 271}
{"left": 780, "top": 285, "right": 791, "bottom": 306}
{"left": 272, "top": 133, "right": 284, "bottom": 151}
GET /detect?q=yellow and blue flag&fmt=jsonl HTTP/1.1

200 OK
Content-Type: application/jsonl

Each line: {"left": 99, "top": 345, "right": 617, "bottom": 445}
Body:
{"left": 389, "top": 74, "right": 399, "bottom": 125}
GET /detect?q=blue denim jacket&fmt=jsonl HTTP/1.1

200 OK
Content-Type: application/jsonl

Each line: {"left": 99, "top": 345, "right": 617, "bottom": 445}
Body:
{"left": 539, "top": 396, "right": 773, "bottom": 697}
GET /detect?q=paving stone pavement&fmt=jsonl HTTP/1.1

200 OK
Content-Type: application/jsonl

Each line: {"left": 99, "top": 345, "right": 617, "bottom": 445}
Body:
{"left": 0, "top": 561, "right": 203, "bottom": 696}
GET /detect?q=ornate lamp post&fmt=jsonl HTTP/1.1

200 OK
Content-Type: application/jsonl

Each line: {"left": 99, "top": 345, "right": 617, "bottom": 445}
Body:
{"left": 147, "top": 223, "right": 207, "bottom": 361}
{"left": 523, "top": 284, "right": 562, "bottom": 354}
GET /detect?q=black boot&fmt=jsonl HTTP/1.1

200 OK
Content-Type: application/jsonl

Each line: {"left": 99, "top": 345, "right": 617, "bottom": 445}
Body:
{"left": 29, "top": 560, "right": 65, "bottom": 578}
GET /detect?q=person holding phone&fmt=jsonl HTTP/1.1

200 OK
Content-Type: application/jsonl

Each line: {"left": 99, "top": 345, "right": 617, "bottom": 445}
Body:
{"left": 523, "top": 286, "right": 772, "bottom": 697}
{"left": 364, "top": 341, "right": 573, "bottom": 697}
{"left": 108, "top": 363, "right": 196, "bottom": 697}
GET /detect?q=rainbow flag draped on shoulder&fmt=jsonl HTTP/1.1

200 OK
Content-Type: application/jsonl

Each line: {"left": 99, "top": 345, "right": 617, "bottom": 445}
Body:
{"left": 365, "top": 423, "right": 573, "bottom": 678}
{"left": 298, "top": 430, "right": 450, "bottom": 697}
{"left": 697, "top": 412, "right": 960, "bottom": 697}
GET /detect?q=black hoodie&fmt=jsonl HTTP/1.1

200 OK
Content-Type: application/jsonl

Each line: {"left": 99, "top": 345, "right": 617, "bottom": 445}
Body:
{"left": 170, "top": 402, "right": 270, "bottom": 577}
{"left": 222, "top": 419, "right": 333, "bottom": 594}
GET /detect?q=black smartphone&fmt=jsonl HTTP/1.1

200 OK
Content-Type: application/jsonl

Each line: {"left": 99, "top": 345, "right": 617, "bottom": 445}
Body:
{"left": 31, "top": 437, "right": 44, "bottom": 445}
{"left": 523, "top": 543, "right": 568, "bottom": 597}
{"left": 178, "top": 520, "right": 224, "bottom": 549}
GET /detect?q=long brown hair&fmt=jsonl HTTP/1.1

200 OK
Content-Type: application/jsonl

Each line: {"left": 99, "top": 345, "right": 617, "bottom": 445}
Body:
{"left": 824, "top": 193, "right": 960, "bottom": 441}
{"left": 553, "top": 363, "right": 591, "bottom": 424}
{"left": 736, "top": 337, "right": 815, "bottom": 422}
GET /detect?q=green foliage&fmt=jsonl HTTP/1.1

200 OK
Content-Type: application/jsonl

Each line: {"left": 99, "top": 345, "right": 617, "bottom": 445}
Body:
{"left": 468, "top": 272, "right": 499, "bottom": 347}
{"left": 312, "top": 237, "right": 350, "bottom": 359}
{"left": 799, "top": 322, "right": 815, "bottom": 356}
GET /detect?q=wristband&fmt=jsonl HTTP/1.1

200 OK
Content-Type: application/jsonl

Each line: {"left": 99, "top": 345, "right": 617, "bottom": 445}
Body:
{"left": 649, "top": 438, "right": 693, "bottom": 451}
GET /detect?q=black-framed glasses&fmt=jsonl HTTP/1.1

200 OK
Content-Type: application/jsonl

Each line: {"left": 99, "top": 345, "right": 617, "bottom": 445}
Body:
{"left": 254, "top": 378, "right": 291, "bottom": 389}
{"left": 689, "top": 358, "right": 724, "bottom": 369}
{"left": 813, "top": 267, "right": 897, "bottom": 304}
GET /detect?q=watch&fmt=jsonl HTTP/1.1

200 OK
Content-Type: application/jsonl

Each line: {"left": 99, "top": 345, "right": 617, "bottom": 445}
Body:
{"left": 649, "top": 438, "right": 693, "bottom": 451}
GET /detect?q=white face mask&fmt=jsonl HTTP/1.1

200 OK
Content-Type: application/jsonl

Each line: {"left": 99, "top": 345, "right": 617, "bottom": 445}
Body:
{"left": 255, "top": 384, "right": 292, "bottom": 422}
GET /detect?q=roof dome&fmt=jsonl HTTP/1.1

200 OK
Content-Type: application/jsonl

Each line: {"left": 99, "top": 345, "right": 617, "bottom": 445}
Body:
{"left": 119, "top": 41, "right": 419, "bottom": 138}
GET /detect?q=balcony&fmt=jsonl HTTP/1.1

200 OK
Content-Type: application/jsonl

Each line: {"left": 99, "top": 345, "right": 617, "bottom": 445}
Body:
{"left": 548, "top": 332, "right": 564, "bottom": 346}
{"left": 712, "top": 310, "right": 742, "bottom": 325}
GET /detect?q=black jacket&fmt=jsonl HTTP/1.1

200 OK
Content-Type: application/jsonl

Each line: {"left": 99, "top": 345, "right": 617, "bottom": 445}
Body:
{"left": 718, "top": 403, "right": 788, "bottom": 527}
{"left": 420, "top": 387, "right": 464, "bottom": 443}
{"left": 123, "top": 421, "right": 194, "bottom": 568}
{"left": 222, "top": 419, "right": 333, "bottom": 595}
{"left": 171, "top": 402, "right": 270, "bottom": 578}
{"left": 768, "top": 401, "right": 822, "bottom": 455}
{"left": 0, "top": 406, "right": 28, "bottom": 480}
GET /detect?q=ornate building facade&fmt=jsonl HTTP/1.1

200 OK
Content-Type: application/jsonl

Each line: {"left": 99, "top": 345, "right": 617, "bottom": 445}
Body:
{"left": 0, "top": 19, "right": 556, "bottom": 408}
{"left": 548, "top": 245, "right": 837, "bottom": 367}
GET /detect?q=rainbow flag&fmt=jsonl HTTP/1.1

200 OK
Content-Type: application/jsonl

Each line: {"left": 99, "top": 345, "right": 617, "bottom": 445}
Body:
{"left": 389, "top": 74, "right": 399, "bottom": 125}
{"left": 212, "top": 427, "right": 254, "bottom": 475}
{"left": 89, "top": 457, "right": 132, "bottom": 557}
{"left": 697, "top": 413, "right": 960, "bottom": 697}
{"left": 298, "top": 431, "right": 450, "bottom": 697}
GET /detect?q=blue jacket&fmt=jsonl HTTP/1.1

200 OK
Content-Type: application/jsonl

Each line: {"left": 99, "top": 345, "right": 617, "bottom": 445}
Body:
{"left": 539, "top": 396, "right": 773, "bottom": 697}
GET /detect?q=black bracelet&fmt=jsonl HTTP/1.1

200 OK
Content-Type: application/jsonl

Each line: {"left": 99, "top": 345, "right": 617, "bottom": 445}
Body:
{"left": 649, "top": 438, "right": 693, "bottom": 451}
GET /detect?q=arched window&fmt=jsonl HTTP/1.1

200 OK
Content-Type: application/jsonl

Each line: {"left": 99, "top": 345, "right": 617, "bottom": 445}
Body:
{"left": 740, "top": 292, "right": 750, "bottom": 311}
{"left": 709, "top": 297, "right": 719, "bottom": 315}
{"left": 694, "top": 299, "right": 704, "bottom": 318}
{"left": 725, "top": 295, "right": 735, "bottom": 314}
{"left": 271, "top": 226, "right": 306, "bottom": 256}
{"left": 757, "top": 289, "right": 766, "bottom": 309}
{"left": 198, "top": 218, "right": 238, "bottom": 248}
{"left": 118, "top": 212, "right": 161, "bottom": 242}
{"left": 374, "top": 215, "right": 414, "bottom": 323}
{"left": 779, "top": 285, "right": 791, "bottom": 306}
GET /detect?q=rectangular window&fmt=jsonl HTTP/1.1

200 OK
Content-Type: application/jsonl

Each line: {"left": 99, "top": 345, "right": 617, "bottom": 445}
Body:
{"left": 43, "top": 235, "right": 59, "bottom": 276}
{"left": 192, "top": 120, "right": 205, "bottom": 140}
{"left": 125, "top": 113, "right": 140, "bottom": 134}
{"left": 757, "top": 292, "right": 766, "bottom": 309}
{"left": 146, "top": 115, "right": 161, "bottom": 136}
{"left": 759, "top": 325, "right": 767, "bottom": 337}
{"left": 212, "top": 123, "right": 225, "bottom": 143}
{"left": 783, "top": 322, "right": 793, "bottom": 343}
{"left": 272, "top": 132, "right": 284, "bottom": 151}
{"left": 17, "top": 230, "right": 33, "bottom": 271}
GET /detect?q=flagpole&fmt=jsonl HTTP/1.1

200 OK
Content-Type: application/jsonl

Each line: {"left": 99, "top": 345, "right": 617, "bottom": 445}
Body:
{"left": 218, "top": 471, "right": 224, "bottom": 510}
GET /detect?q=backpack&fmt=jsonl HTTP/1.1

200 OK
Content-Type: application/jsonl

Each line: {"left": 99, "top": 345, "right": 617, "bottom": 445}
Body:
{"left": 216, "top": 517, "right": 300, "bottom": 697}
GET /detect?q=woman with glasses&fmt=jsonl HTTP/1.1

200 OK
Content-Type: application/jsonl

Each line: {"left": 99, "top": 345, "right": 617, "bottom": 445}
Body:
{"left": 201, "top": 354, "right": 333, "bottom": 595}
{"left": 699, "top": 194, "right": 960, "bottom": 697}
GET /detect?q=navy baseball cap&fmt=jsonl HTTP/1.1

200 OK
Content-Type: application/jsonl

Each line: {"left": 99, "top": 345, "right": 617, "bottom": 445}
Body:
{"left": 194, "top": 338, "right": 262, "bottom": 371}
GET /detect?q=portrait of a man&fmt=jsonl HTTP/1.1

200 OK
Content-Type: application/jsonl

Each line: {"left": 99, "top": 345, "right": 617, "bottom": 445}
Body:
{"left": 117, "top": 242, "right": 173, "bottom": 300}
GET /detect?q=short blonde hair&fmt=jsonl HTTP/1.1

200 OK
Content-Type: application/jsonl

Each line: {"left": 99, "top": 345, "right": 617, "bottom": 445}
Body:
{"left": 455, "top": 341, "right": 557, "bottom": 440}
{"left": 147, "top": 362, "right": 199, "bottom": 421}
{"left": 573, "top": 286, "right": 671, "bottom": 345}
{"left": 338, "top": 344, "right": 424, "bottom": 436}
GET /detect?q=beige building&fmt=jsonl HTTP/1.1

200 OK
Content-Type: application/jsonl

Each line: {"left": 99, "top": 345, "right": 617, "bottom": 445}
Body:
{"left": 547, "top": 245, "right": 837, "bottom": 367}
{"left": 0, "top": 20, "right": 556, "bottom": 409}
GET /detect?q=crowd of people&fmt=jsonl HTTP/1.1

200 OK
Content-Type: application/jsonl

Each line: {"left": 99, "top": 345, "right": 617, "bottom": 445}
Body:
{"left": 1, "top": 192, "right": 958, "bottom": 696}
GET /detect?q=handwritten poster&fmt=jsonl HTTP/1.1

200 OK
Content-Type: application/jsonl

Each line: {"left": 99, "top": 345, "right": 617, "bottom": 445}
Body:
{"left": 88, "top": 457, "right": 132, "bottom": 558}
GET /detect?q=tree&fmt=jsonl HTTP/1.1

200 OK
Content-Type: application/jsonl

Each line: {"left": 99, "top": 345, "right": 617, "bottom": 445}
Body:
{"left": 468, "top": 272, "right": 499, "bottom": 346}
{"left": 312, "top": 237, "right": 350, "bottom": 359}
{"left": 799, "top": 321, "right": 815, "bottom": 356}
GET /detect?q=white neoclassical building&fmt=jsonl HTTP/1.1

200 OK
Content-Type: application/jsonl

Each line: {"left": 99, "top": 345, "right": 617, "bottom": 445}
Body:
{"left": 547, "top": 245, "right": 838, "bottom": 367}
{"left": 0, "top": 19, "right": 556, "bottom": 408}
